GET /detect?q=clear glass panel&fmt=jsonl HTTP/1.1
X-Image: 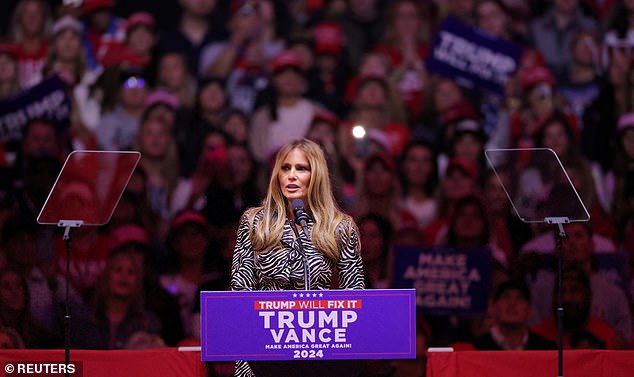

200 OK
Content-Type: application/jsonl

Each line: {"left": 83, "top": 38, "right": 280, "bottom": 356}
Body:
{"left": 37, "top": 151, "right": 141, "bottom": 225}
{"left": 484, "top": 148, "right": 590, "bottom": 223}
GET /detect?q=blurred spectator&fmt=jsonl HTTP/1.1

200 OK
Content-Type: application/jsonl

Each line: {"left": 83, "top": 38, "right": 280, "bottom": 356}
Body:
{"left": 339, "top": 73, "right": 408, "bottom": 185}
{"left": 357, "top": 213, "right": 393, "bottom": 288}
{"left": 602, "top": 0, "right": 634, "bottom": 64}
{"left": 424, "top": 156, "right": 479, "bottom": 245}
{"left": 80, "top": 0, "right": 125, "bottom": 69}
{"left": 123, "top": 12, "right": 157, "bottom": 64}
{"left": 17, "top": 118, "right": 66, "bottom": 167}
{"left": 161, "top": 210, "right": 226, "bottom": 338}
{"left": 95, "top": 68, "right": 149, "bottom": 150}
{"left": 0, "top": 267, "right": 60, "bottom": 348}
{"left": 610, "top": 113, "right": 634, "bottom": 226}
{"left": 53, "top": 227, "right": 111, "bottom": 301}
{"left": 79, "top": 248, "right": 162, "bottom": 349}
{"left": 305, "top": 21, "right": 349, "bottom": 117}
{"left": 221, "top": 108, "right": 250, "bottom": 145}
{"left": 156, "top": 51, "right": 196, "bottom": 110}
{"left": 170, "top": 140, "right": 226, "bottom": 217}
{"left": 398, "top": 140, "right": 439, "bottom": 230}
{"left": 527, "top": 222, "right": 632, "bottom": 340}
{"left": 557, "top": 29, "right": 601, "bottom": 121}
{"left": 529, "top": 0, "right": 597, "bottom": 81}
{"left": 107, "top": 223, "right": 184, "bottom": 346}
{"left": 249, "top": 49, "right": 323, "bottom": 163}
{"left": 39, "top": 16, "right": 99, "bottom": 151}
{"left": 444, "top": 194, "right": 509, "bottom": 271}
{"left": 374, "top": 0, "right": 429, "bottom": 119}
{"left": 305, "top": 112, "right": 345, "bottom": 201}
{"left": 193, "top": 77, "right": 228, "bottom": 130}
{"left": 157, "top": 0, "right": 224, "bottom": 76}
{"left": 444, "top": 119, "right": 488, "bottom": 182}
{"left": 532, "top": 265, "right": 630, "bottom": 349}
{"left": 203, "top": 0, "right": 289, "bottom": 115}
{"left": 509, "top": 65, "right": 574, "bottom": 151}
{"left": 473, "top": 280, "right": 556, "bottom": 350}
{"left": 0, "top": 43, "right": 22, "bottom": 101}
{"left": 340, "top": 0, "right": 385, "bottom": 70}
{"left": 134, "top": 118, "right": 180, "bottom": 222}
{"left": 351, "top": 152, "right": 417, "bottom": 231}
{"left": 178, "top": 77, "right": 229, "bottom": 176}
{"left": 418, "top": 76, "right": 470, "bottom": 149}
{"left": 39, "top": 15, "right": 88, "bottom": 87}
{"left": 482, "top": 168, "right": 533, "bottom": 264}
{"left": 199, "top": 0, "right": 285, "bottom": 77}
{"left": 202, "top": 143, "right": 261, "bottom": 230}
{"left": 581, "top": 40, "right": 630, "bottom": 172}
{"left": 2, "top": 213, "right": 83, "bottom": 337}
{"left": 14, "top": 154, "right": 61, "bottom": 219}
{"left": 474, "top": 0, "right": 512, "bottom": 40}
{"left": 142, "top": 89, "right": 180, "bottom": 131}
{"left": 9, "top": 0, "right": 51, "bottom": 86}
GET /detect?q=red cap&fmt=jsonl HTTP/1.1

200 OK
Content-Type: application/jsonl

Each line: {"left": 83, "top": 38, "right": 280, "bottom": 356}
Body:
{"left": 312, "top": 111, "right": 339, "bottom": 128}
{"left": 364, "top": 152, "right": 396, "bottom": 173}
{"left": 313, "top": 21, "right": 344, "bottom": 55}
{"left": 81, "top": 0, "right": 113, "bottom": 14}
{"left": 125, "top": 12, "right": 156, "bottom": 33}
{"left": 170, "top": 210, "right": 207, "bottom": 232}
{"left": 519, "top": 49, "right": 546, "bottom": 69}
{"left": 441, "top": 100, "right": 479, "bottom": 125}
{"left": 519, "top": 65, "right": 555, "bottom": 91}
{"left": 0, "top": 43, "right": 19, "bottom": 59}
{"left": 271, "top": 50, "right": 303, "bottom": 73}
{"left": 100, "top": 42, "right": 149, "bottom": 68}
{"left": 109, "top": 224, "right": 149, "bottom": 252}
{"left": 446, "top": 156, "right": 478, "bottom": 179}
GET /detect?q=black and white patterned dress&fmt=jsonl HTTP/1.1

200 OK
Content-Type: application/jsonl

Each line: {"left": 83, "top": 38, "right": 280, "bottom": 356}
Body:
{"left": 231, "top": 208, "right": 365, "bottom": 377}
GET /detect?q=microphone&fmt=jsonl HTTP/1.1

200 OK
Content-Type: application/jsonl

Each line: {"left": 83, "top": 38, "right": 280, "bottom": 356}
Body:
{"left": 292, "top": 199, "right": 310, "bottom": 228}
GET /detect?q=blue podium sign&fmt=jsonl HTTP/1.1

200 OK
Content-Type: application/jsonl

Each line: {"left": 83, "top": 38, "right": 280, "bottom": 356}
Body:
{"left": 200, "top": 289, "right": 416, "bottom": 361}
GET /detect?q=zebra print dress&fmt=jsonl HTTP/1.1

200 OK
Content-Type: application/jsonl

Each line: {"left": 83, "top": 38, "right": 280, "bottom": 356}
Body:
{"left": 231, "top": 208, "right": 365, "bottom": 377}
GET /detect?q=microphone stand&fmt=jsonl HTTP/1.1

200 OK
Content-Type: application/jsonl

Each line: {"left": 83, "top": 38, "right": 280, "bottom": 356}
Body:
{"left": 290, "top": 220, "right": 311, "bottom": 291}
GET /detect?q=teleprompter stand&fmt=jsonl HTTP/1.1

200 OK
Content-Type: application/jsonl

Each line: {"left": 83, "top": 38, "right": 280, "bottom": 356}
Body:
{"left": 485, "top": 148, "right": 590, "bottom": 377}
{"left": 37, "top": 151, "right": 141, "bottom": 376}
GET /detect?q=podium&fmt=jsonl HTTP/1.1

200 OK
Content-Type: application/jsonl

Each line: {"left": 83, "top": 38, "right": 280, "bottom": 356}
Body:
{"left": 200, "top": 289, "right": 417, "bottom": 377}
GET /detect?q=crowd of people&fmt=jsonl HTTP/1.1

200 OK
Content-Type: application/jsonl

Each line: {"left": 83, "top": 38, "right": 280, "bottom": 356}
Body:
{"left": 1, "top": 0, "right": 634, "bottom": 375}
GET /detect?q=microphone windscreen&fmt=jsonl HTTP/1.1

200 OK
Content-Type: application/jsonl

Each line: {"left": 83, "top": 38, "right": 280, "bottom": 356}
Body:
{"left": 292, "top": 198, "right": 304, "bottom": 211}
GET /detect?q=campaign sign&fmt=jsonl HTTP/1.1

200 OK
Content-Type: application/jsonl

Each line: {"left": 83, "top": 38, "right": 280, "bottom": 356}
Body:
{"left": 392, "top": 246, "right": 492, "bottom": 316}
{"left": 200, "top": 289, "right": 416, "bottom": 361}
{"left": 426, "top": 17, "right": 522, "bottom": 95}
{"left": 0, "top": 75, "right": 71, "bottom": 143}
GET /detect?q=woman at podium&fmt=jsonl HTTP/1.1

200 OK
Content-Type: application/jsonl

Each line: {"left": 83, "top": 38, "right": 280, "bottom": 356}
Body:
{"left": 230, "top": 139, "right": 365, "bottom": 376}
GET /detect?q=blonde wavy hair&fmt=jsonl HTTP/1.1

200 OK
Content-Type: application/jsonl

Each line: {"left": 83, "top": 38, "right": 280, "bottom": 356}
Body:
{"left": 247, "top": 139, "right": 349, "bottom": 260}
